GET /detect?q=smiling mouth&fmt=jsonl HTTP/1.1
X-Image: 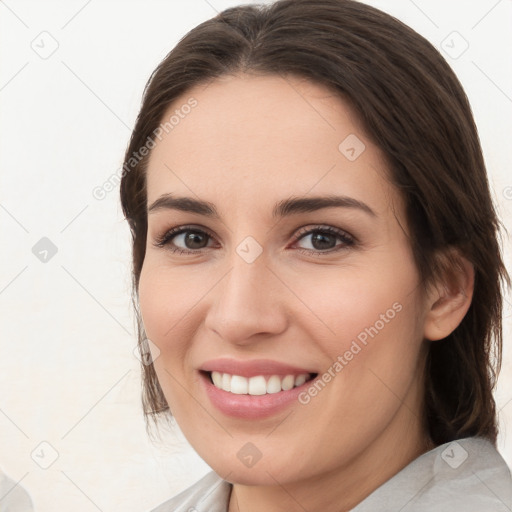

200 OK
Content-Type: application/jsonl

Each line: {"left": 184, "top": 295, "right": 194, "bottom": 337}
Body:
{"left": 202, "top": 370, "right": 317, "bottom": 396}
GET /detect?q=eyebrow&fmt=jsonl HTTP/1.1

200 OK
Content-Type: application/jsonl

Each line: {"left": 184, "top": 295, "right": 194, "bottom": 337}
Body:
{"left": 147, "top": 193, "right": 377, "bottom": 218}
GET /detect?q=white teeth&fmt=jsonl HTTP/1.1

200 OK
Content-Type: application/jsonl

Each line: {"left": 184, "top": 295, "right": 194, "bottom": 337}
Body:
{"left": 248, "top": 376, "right": 267, "bottom": 395}
{"left": 281, "top": 375, "right": 295, "bottom": 391}
{"left": 230, "top": 375, "right": 248, "bottom": 394}
{"left": 266, "top": 375, "right": 282, "bottom": 394}
{"left": 211, "top": 371, "right": 223, "bottom": 388}
{"left": 209, "top": 371, "right": 311, "bottom": 395}
{"left": 221, "top": 373, "right": 231, "bottom": 392}
{"left": 294, "top": 374, "right": 307, "bottom": 387}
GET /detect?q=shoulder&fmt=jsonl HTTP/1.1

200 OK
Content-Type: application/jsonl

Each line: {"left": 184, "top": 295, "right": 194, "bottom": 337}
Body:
{"left": 150, "top": 471, "right": 232, "bottom": 512}
{"left": 351, "top": 436, "right": 512, "bottom": 512}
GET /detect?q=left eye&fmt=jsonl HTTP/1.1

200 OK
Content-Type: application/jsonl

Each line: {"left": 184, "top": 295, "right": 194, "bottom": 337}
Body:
{"left": 153, "top": 225, "right": 355, "bottom": 255}
{"left": 293, "top": 226, "right": 354, "bottom": 253}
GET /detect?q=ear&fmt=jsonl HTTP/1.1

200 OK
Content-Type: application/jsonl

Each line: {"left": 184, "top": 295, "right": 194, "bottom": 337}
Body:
{"left": 423, "top": 248, "right": 475, "bottom": 341}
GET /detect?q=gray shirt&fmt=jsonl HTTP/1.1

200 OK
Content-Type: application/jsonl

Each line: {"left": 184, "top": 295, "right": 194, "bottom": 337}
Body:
{"left": 0, "top": 471, "right": 34, "bottom": 512}
{"left": 151, "top": 436, "right": 512, "bottom": 511}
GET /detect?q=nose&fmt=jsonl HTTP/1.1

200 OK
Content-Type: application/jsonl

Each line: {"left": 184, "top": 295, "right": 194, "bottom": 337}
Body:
{"left": 204, "top": 252, "right": 288, "bottom": 346}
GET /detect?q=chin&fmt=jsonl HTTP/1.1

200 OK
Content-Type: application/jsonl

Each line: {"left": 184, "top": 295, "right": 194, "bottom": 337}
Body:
{"left": 200, "top": 446, "right": 310, "bottom": 487}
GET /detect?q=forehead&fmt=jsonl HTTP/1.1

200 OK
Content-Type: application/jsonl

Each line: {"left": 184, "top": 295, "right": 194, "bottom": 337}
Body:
{"left": 145, "top": 73, "right": 400, "bottom": 220}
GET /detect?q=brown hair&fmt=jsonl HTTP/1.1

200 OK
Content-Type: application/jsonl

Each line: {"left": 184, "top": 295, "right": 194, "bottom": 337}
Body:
{"left": 120, "top": 0, "right": 510, "bottom": 446}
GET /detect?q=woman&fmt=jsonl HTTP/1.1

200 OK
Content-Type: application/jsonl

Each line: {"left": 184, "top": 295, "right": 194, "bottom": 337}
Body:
{"left": 120, "top": 0, "right": 512, "bottom": 510}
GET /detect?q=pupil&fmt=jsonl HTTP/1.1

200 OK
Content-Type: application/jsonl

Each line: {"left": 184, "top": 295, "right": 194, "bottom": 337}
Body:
{"left": 186, "top": 232, "right": 206, "bottom": 249}
{"left": 312, "top": 232, "right": 335, "bottom": 250}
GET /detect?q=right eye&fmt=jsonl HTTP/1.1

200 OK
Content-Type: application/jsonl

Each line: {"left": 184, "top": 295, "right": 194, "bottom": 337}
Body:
{"left": 153, "top": 225, "right": 216, "bottom": 255}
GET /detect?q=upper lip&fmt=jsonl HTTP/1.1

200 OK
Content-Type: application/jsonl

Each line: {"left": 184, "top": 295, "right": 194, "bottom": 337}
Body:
{"left": 199, "top": 358, "right": 317, "bottom": 378}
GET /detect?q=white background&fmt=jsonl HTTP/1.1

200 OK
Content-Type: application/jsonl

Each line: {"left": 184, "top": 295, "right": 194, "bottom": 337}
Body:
{"left": 0, "top": 0, "right": 511, "bottom": 510}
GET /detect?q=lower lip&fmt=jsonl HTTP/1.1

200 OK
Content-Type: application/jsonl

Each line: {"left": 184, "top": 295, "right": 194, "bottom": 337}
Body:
{"left": 200, "top": 372, "right": 316, "bottom": 420}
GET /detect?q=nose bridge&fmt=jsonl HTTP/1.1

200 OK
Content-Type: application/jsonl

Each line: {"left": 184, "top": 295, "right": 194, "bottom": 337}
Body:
{"left": 205, "top": 243, "right": 287, "bottom": 343}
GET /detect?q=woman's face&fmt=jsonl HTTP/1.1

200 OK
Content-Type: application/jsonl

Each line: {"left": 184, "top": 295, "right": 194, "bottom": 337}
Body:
{"left": 139, "top": 73, "right": 432, "bottom": 486}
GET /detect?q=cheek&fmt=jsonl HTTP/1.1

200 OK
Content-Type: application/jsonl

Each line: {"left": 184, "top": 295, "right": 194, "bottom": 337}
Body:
{"left": 138, "top": 264, "right": 167, "bottom": 342}
{"left": 292, "top": 260, "right": 425, "bottom": 410}
{"left": 289, "top": 261, "right": 420, "bottom": 352}
{"left": 137, "top": 262, "right": 200, "bottom": 413}
{"left": 137, "top": 260, "right": 218, "bottom": 387}
{"left": 324, "top": 275, "right": 424, "bottom": 410}
{"left": 291, "top": 269, "right": 425, "bottom": 449}
{"left": 137, "top": 262, "right": 194, "bottom": 346}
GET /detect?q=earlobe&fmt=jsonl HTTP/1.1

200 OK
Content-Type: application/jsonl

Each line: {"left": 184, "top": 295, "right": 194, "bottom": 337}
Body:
{"left": 423, "top": 249, "right": 475, "bottom": 341}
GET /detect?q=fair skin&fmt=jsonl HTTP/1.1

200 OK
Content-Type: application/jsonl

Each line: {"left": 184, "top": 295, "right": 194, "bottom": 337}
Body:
{"left": 138, "top": 73, "right": 474, "bottom": 512}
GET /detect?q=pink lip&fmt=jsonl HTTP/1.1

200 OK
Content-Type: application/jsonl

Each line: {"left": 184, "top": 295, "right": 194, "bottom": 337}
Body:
{"left": 198, "top": 358, "right": 318, "bottom": 420}
{"left": 199, "top": 372, "right": 317, "bottom": 419}
{"left": 199, "top": 358, "right": 315, "bottom": 378}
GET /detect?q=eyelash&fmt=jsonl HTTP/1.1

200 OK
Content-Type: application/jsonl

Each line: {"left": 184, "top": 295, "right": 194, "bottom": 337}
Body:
{"left": 152, "top": 224, "right": 356, "bottom": 256}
